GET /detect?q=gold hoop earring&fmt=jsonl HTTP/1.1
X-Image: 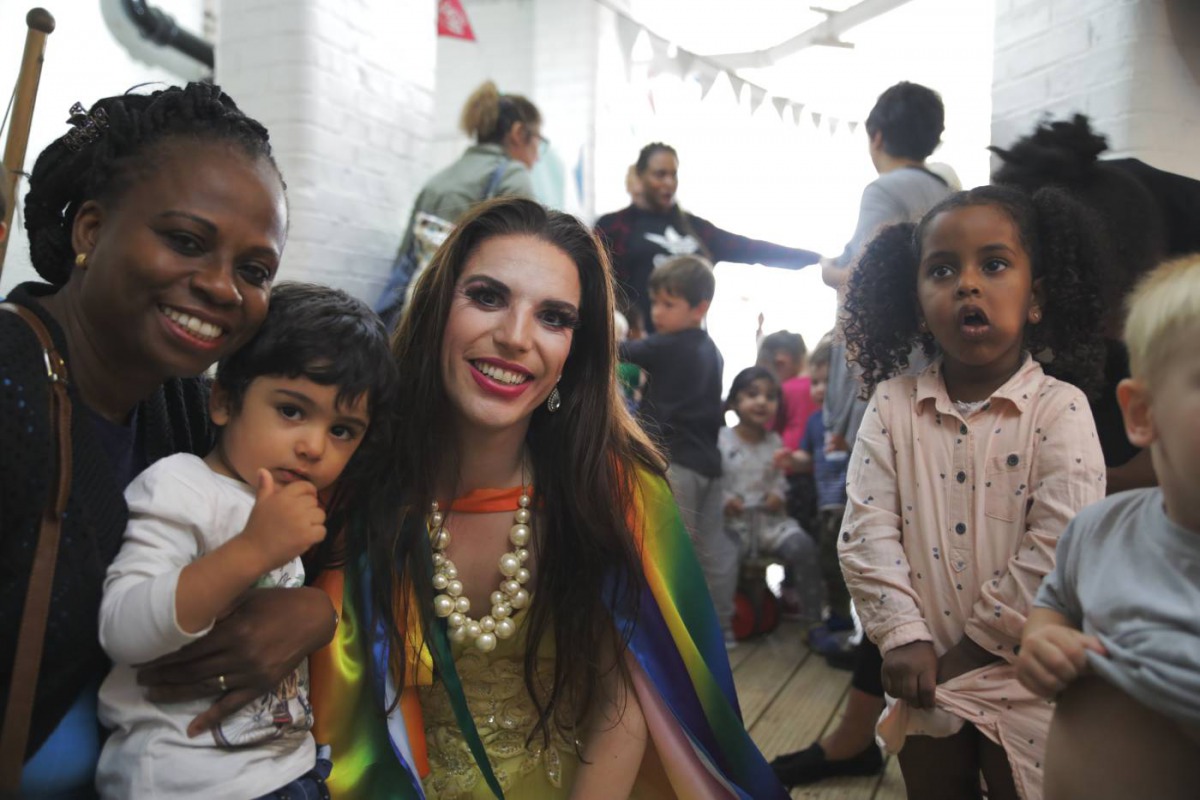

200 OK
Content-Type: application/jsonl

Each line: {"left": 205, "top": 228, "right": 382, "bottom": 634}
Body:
{"left": 75, "top": 253, "right": 88, "bottom": 268}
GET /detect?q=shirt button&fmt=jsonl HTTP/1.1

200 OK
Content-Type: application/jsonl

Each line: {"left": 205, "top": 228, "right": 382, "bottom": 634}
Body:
{"left": 1007, "top": 453, "right": 1020, "bottom": 467}
{"left": 956, "top": 471, "right": 966, "bottom": 483}
{"left": 960, "top": 424, "right": 968, "bottom": 435}
{"left": 955, "top": 522, "right": 967, "bottom": 534}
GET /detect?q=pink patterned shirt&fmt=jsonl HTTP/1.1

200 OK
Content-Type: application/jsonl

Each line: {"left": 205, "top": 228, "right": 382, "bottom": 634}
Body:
{"left": 839, "top": 356, "right": 1105, "bottom": 799}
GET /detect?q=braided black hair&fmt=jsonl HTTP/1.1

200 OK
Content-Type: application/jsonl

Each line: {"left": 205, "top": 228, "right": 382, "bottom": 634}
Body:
{"left": 24, "top": 82, "right": 282, "bottom": 286}
{"left": 843, "top": 185, "right": 1111, "bottom": 399}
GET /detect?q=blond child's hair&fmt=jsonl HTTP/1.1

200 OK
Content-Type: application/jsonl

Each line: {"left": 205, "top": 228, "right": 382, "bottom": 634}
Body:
{"left": 1123, "top": 254, "right": 1200, "bottom": 386}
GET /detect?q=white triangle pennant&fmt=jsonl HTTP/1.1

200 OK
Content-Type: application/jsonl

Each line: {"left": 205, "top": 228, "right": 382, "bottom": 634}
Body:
{"left": 749, "top": 85, "right": 767, "bottom": 114}
{"left": 616, "top": 15, "right": 641, "bottom": 60}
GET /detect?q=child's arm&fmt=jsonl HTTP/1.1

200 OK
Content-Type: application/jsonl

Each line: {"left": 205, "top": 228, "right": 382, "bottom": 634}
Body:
{"left": 100, "top": 463, "right": 325, "bottom": 666}
{"left": 1018, "top": 607, "right": 1106, "bottom": 697}
{"left": 175, "top": 470, "right": 326, "bottom": 634}
{"left": 837, "top": 393, "right": 937, "bottom": 706}
{"left": 569, "top": 635, "right": 648, "bottom": 799}
{"left": 961, "top": 388, "right": 1106, "bottom": 665}
{"left": 618, "top": 334, "right": 662, "bottom": 371}
{"left": 100, "top": 462, "right": 220, "bottom": 666}
{"left": 781, "top": 448, "right": 814, "bottom": 474}
{"left": 1018, "top": 516, "right": 1106, "bottom": 696}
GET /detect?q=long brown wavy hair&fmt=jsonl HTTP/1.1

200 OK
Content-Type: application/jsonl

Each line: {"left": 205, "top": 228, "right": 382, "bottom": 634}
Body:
{"left": 354, "top": 197, "right": 665, "bottom": 749}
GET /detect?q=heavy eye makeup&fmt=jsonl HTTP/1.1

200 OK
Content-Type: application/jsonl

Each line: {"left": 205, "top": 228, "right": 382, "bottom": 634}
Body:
{"left": 460, "top": 277, "right": 580, "bottom": 330}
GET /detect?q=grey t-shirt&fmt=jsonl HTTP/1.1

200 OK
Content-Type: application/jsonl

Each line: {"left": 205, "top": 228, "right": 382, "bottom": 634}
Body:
{"left": 1036, "top": 488, "right": 1200, "bottom": 728}
{"left": 826, "top": 166, "right": 953, "bottom": 444}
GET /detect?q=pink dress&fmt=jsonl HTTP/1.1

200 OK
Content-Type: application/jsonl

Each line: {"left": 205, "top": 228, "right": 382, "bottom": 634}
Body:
{"left": 770, "top": 375, "right": 818, "bottom": 451}
{"left": 838, "top": 356, "right": 1105, "bottom": 800}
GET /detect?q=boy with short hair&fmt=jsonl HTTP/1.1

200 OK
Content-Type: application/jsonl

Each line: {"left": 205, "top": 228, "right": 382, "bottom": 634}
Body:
{"left": 619, "top": 255, "right": 731, "bottom": 640}
{"left": 96, "top": 283, "right": 397, "bottom": 799}
{"left": 1018, "top": 255, "right": 1200, "bottom": 799}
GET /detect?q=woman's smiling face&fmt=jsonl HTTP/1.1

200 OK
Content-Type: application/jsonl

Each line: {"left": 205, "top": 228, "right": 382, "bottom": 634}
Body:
{"left": 440, "top": 234, "right": 581, "bottom": 439}
{"left": 72, "top": 140, "right": 288, "bottom": 379}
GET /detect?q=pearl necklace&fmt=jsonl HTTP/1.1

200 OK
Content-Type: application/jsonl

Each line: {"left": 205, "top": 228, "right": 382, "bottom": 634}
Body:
{"left": 429, "top": 492, "right": 532, "bottom": 652}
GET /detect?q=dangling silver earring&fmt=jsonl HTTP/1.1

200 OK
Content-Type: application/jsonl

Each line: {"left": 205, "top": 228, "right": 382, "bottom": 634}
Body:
{"left": 546, "top": 386, "right": 562, "bottom": 413}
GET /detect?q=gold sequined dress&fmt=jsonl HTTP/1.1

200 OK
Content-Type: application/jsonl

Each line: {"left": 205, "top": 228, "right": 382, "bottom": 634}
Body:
{"left": 418, "top": 611, "right": 580, "bottom": 799}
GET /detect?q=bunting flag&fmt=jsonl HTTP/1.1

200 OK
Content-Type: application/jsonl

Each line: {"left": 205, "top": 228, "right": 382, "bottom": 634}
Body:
{"left": 604, "top": 6, "right": 858, "bottom": 135}
{"left": 749, "top": 85, "right": 767, "bottom": 114}
{"left": 437, "top": 0, "right": 475, "bottom": 41}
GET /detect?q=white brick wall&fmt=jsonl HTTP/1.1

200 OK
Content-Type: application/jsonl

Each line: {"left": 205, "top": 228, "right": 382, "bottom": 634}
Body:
{"left": 432, "top": 0, "right": 535, "bottom": 171}
{"left": 531, "top": 0, "right": 599, "bottom": 218}
{"left": 429, "top": 0, "right": 600, "bottom": 217}
{"left": 216, "top": 0, "right": 436, "bottom": 303}
{"left": 992, "top": 0, "right": 1200, "bottom": 178}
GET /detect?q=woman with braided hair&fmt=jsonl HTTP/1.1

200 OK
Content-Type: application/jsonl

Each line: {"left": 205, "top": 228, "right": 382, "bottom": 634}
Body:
{"left": 0, "top": 82, "right": 336, "bottom": 796}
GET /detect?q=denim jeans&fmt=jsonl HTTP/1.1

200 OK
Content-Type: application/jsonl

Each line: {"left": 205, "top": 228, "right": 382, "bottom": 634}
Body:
{"left": 253, "top": 745, "right": 333, "bottom": 800}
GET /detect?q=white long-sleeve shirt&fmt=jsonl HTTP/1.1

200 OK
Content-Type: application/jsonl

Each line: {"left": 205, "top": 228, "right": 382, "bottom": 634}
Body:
{"left": 96, "top": 453, "right": 314, "bottom": 799}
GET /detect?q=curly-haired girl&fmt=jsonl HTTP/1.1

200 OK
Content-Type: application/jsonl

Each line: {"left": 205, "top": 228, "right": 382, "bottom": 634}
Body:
{"left": 836, "top": 185, "right": 1110, "bottom": 800}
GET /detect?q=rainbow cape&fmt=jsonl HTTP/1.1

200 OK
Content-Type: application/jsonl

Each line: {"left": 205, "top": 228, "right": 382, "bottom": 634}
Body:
{"left": 309, "top": 472, "right": 788, "bottom": 799}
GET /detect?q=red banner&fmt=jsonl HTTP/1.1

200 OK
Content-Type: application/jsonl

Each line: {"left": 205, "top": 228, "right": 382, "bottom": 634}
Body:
{"left": 438, "top": 0, "right": 476, "bottom": 41}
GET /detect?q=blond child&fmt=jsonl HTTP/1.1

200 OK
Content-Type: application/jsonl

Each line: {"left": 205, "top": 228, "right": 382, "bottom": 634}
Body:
{"left": 1018, "top": 255, "right": 1200, "bottom": 800}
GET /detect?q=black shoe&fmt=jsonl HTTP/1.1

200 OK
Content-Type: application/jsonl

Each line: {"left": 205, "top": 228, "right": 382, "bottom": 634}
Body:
{"left": 770, "top": 741, "right": 884, "bottom": 787}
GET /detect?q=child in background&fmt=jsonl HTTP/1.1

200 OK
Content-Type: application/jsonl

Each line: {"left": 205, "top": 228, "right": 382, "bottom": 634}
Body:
{"left": 614, "top": 310, "right": 643, "bottom": 413}
{"left": 760, "top": 330, "right": 820, "bottom": 610}
{"left": 619, "top": 255, "right": 729, "bottom": 640}
{"left": 1019, "top": 256, "right": 1200, "bottom": 800}
{"left": 96, "top": 284, "right": 397, "bottom": 798}
{"left": 720, "top": 367, "right": 822, "bottom": 628}
{"left": 786, "top": 337, "right": 856, "bottom": 654}
{"left": 837, "top": 185, "right": 1109, "bottom": 800}
{"left": 758, "top": 330, "right": 817, "bottom": 451}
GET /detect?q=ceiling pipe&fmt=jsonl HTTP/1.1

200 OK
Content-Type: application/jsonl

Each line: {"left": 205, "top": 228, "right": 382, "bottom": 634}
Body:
{"left": 120, "top": 0, "right": 213, "bottom": 69}
{"left": 708, "top": 0, "right": 916, "bottom": 69}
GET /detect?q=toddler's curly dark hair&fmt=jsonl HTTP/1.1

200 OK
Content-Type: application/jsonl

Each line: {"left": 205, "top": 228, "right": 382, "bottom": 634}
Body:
{"left": 842, "top": 185, "right": 1112, "bottom": 398}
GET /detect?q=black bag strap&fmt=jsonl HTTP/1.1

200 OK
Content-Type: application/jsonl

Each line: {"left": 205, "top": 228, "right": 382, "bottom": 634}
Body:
{"left": 0, "top": 302, "right": 72, "bottom": 794}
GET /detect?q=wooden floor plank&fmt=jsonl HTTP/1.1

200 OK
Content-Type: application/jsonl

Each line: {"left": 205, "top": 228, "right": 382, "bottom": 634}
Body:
{"left": 732, "top": 625, "right": 811, "bottom": 728}
{"left": 725, "top": 635, "right": 761, "bottom": 671}
{"left": 749, "top": 657, "right": 851, "bottom": 762}
{"left": 732, "top": 623, "right": 912, "bottom": 799}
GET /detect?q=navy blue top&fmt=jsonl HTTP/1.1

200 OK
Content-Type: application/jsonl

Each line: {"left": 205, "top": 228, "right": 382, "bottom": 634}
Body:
{"left": 800, "top": 410, "right": 848, "bottom": 508}
{"left": 620, "top": 327, "right": 724, "bottom": 477}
